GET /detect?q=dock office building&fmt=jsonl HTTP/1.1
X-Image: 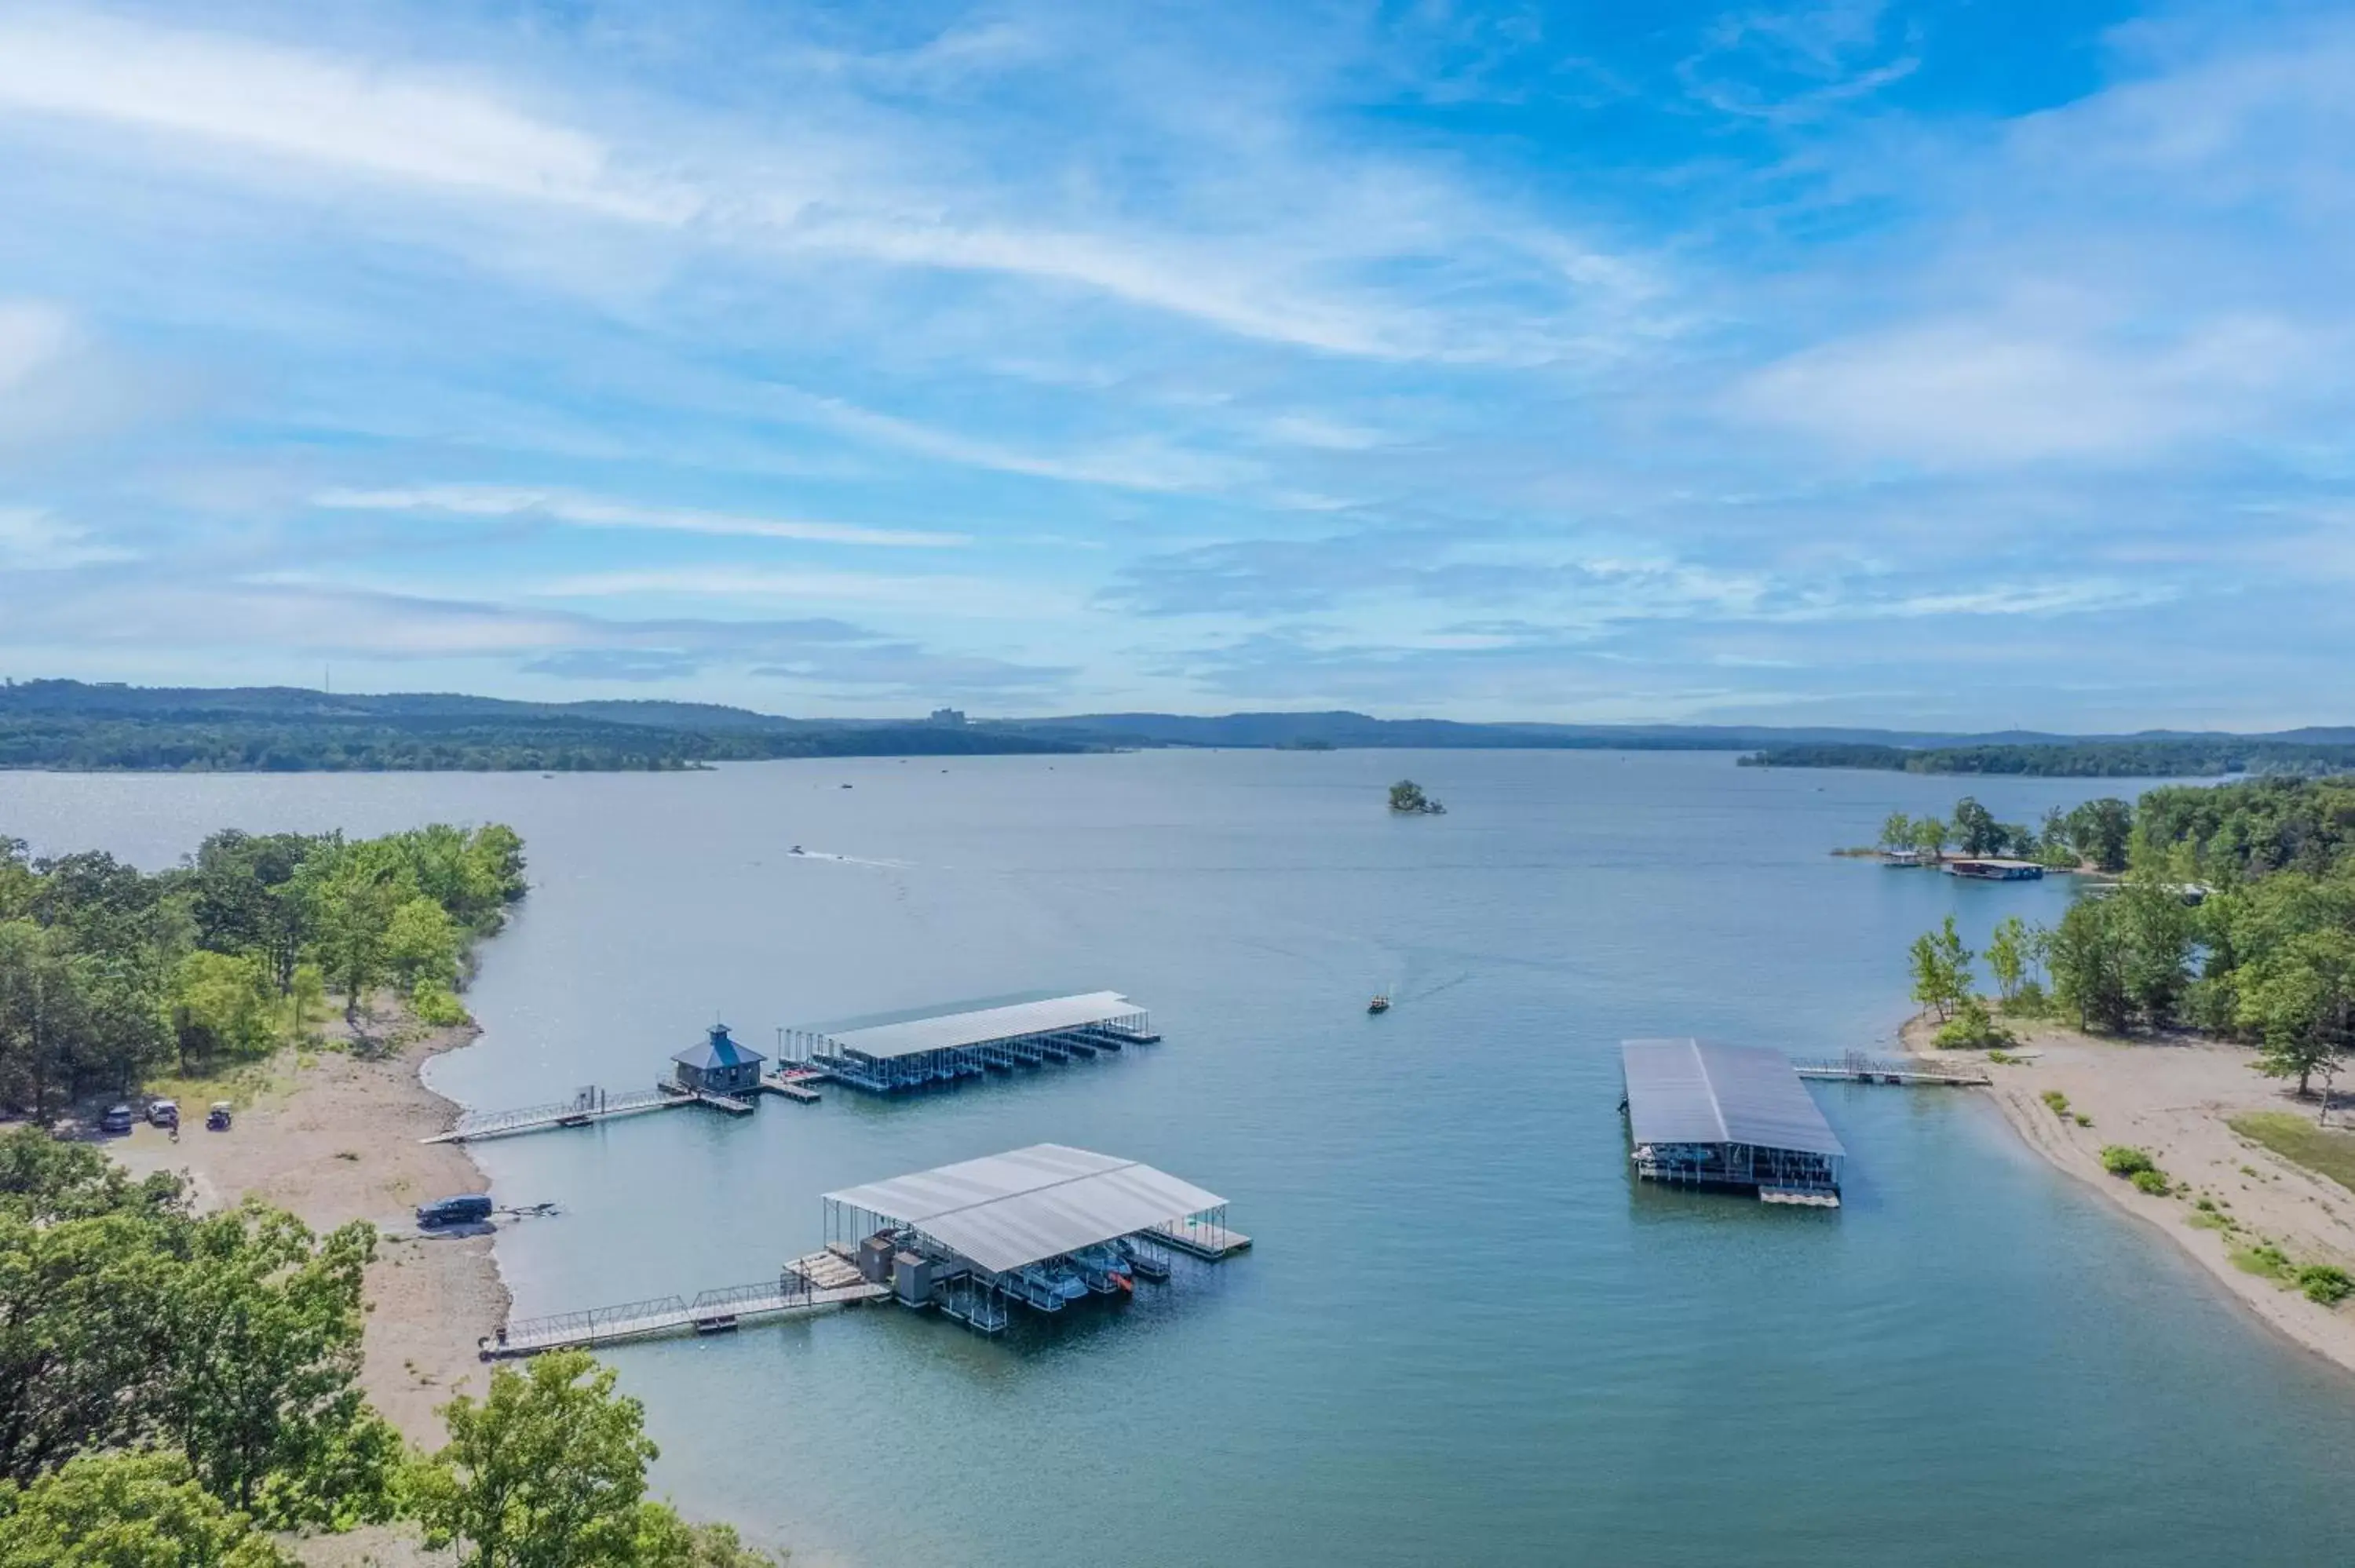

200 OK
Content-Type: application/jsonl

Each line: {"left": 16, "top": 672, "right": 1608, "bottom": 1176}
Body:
{"left": 1621, "top": 1038, "right": 1846, "bottom": 1204}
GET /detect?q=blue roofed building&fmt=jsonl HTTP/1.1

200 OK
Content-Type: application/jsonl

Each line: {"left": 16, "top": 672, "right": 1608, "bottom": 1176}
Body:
{"left": 672, "top": 1023, "right": 765, "bottom": 1098}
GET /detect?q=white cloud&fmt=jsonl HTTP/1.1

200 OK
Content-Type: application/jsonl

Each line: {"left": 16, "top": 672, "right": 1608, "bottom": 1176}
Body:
{"left": 311, "top": 484, "right": 966, "bottom": 547}
{"left": 0, "top": 301, "right": 74, "bottom": 391}
{"left": 0, "top": 11, "right": 692, "bottom": 222}
{"left": 0, "top": 10, "right": 1657, "bottom": 363}
{"left": 1727, "top": 315, "right": 2313, "bottom": 466}
{"left": 0, "top": 507, "right": 133, "bottom": 569}
{"left": 528, "top": 565, "right": 1064, "bottom": 617}
{"left": 765, "top": 390, "right": 1261, "bottom": 494}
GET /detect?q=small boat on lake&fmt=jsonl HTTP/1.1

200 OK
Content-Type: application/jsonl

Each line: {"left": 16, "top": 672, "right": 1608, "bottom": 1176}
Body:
{"left": 1367, "top": 994, "right": 1390, "bottom": 1014}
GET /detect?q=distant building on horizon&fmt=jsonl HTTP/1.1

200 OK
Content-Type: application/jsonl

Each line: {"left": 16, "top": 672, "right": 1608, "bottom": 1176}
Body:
{"left": 929, "top": 707, "right": 968, "bottom": 726}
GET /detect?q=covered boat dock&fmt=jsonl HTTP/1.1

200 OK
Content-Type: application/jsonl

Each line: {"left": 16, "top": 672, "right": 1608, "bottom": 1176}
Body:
{"left": 780, "top": 990, "right": 1158, "bottom": 1094}
{"left": 823, "top": 1143, "right": 1244, "bottom": 1334}
{"left": 1621, "top": 1038, "right": 1846, "bottom": 1205}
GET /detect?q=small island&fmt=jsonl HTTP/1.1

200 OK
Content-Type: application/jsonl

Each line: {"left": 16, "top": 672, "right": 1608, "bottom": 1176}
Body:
{"left": 1389, "top": 779, "right": 1447, "bottom": 815}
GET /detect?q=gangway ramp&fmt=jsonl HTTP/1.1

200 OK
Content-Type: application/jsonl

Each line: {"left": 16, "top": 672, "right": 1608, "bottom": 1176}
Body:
{"left": 423, "top": 1083, "right": 750, "bottom": 1145}
{"left": 484, "top": 1252, "right": 887, "bottom": 1358}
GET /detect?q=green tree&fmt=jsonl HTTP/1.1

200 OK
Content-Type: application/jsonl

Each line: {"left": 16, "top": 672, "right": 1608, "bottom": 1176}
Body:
{"left": 632, "top": 1508, "right": 784, "bottom": 1568}
{"left": 165, "top": 951, "right": 277, "bottom": 1072}
{"left": 302, "top": 845, "right": 409, "bottom": 1023}
{"left": 0, "top": 1450, "right": 291, "bottom": 1567}
{"left": 1878, "top": 812, "right": 1914, "bottom": 853}
{"left": 1951, "top": 797, "right": 2001, "bottom": 856}
{"left": 2046, "top": 900, "right": 2133, "bottom": 1032}
{"left": 411, "top": 1352, "right": 660, "bottom": 1568}
{"left": 1910, "top": 815, "right": 1950, "bottom": 861}
{"left": 385, "top": 898, "right": 462, "bottom": 992}
{"left": 1986, "top": 915, "right": 2031, "bottom": 1003}
{"left": 1908, "top": 915, "right": 1973, "bottom": 1022}
{"left": 2067, "top": 797, "right": 2135, "bottom": 873}
{"left": 155, "top": 1209, "right": 397, "bottom": 1528}
{"left": 2240, "top": 928, "right": 2355, "bottom": 1098}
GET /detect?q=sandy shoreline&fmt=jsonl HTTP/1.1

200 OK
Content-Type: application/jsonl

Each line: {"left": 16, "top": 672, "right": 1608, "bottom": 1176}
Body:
{"left": 110, "top": 1006, "right": 506, "bottom": 1448}
{"left": 1900, "top": 1013, "right": 2355, "bottom": 1377}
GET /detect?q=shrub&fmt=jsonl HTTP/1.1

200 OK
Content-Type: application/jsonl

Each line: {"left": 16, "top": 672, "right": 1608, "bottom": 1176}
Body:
{"left": 2000, "top": 979, "right": 2052, "bottom": 1018}
{"left": 2298, "top": 1265, "right": 2355, "bottom": 1305}
{"left": 1935, "top": 995, "right": 2014, "bottom": 1049}
{"left": 2101, "top": 1146, "right": 2157, "bottom": 1177}
{"left": 411, "top": 981, "right": 471, "bottom": 1027}
{"left": 2074, "top": 1114, "right": 2094, "bottom": 1128}
{"left": 2130, "top": 1169, "right": 2171, "bottom": 1196}
{"left": 2041, "top": 1090, "right": 2070, "bottom": 1114}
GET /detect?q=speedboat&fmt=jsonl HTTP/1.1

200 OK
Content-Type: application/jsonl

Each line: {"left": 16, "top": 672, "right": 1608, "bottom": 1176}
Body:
{"left": 1367, "top": 994, "right": 1389, "bottom": 1014}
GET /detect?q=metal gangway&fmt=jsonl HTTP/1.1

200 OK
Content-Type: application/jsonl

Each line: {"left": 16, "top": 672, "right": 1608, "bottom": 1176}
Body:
{"left": 484, "top": 1253, "right": 889, "bottom": 1358}
{"left": 423, "top": 1082, "right": 750, "bottom": 1145}
{"left": 1791, "top": 1052, "right": 1991, "bottom": 1087}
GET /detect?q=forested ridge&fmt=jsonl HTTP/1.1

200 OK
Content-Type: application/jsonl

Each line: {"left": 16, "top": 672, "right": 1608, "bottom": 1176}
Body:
{"left": 1747, "top": 738, "right": 2355, "bottom": 777}
{"left": 0, "top": 681, "right": 1081, "bottom": 772}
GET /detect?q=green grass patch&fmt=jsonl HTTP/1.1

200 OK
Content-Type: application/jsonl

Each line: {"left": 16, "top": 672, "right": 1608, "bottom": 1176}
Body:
{"left": 2101, "top": 1146, "right": 2157, "bottom": 1177}
{"left": 2130, "top": 1169, "right": 2172, "bottom": 1196}
{"left": 2074, "top": 1114, "right": 2094, "bottom": 1128}
{"left": 2188, "top": 1211, "right": 2232, "bottom": 1231}
{"left": 2226, "top": 1113, "right": 2355, "bottom": 1196}
{"left": 2233, "top": 1242, "right": 2295, "bottom": 1282}
{"left": 2041, "top": 1089, "right": 2070, "bottom": 1114}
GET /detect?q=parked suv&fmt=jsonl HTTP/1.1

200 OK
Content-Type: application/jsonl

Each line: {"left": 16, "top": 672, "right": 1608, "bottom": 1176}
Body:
{"left": 100, "top": 1103, "right": 135, "bottom": 1135}
{"left": 147, "top": 1099, "right": 179, "bottom": 1129}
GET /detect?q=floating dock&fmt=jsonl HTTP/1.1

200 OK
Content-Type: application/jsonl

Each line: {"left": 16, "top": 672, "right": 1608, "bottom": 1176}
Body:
{"left": 484, "top": 1251, "right": 887, "bottom": 1358}
{"left": 1621, "top": 1038, "right": 1846, "bottom": 1206}
{"left": 1792, "top": 1052, "right": 1991, "bottom": 1087}
{"left": 780, "top": 991, "right": 1159, "bottom": 1096}
{"left": 823, "top": 1143, "right": 1242, "bottom": 1335}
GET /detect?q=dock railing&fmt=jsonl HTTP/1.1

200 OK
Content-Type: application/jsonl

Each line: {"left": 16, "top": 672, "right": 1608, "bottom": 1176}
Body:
{"left": 1791, "top": 1052, "right": 1990, "bottom": 1086}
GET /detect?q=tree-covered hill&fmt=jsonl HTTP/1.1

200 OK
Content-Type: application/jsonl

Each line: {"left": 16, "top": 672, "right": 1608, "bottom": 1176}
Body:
{"left": 0, "top": 681, "right": 1080, "bottom": 771}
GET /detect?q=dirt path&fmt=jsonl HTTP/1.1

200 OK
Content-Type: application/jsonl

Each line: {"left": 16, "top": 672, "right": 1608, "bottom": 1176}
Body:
{"left": 111, "top": 1007, "right": 503, "bottom": 1449}
{"left": 1903, "top": 1014, "right": 2355, "bottom": 1373}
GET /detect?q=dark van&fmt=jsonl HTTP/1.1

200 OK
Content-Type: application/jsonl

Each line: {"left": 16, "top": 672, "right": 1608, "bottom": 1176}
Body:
{"left": 415, "top": 1194, "right": 495, "bottom": 1230}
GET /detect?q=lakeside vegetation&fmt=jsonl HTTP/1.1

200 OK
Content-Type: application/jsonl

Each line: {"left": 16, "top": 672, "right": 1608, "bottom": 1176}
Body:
{"left": 1, "top": 824, "right": 526, "bottom": 1119}
{"left": 1904, "top": 776, "right": 2355, "bottom": 1098}
{"left": 1877, "top": 794, "right": 2135, "bottom": 870}
{"left": 1747, "top": 738, "right": 2355, "bottom": 777}
{"left": 0, "top": 1130, "right": 776, "bottom": 1564}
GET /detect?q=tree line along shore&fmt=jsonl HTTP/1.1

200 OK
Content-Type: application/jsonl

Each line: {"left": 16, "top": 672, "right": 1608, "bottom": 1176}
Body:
{"left": 0, "top": 823, "right": 780, "bottom": 1564}
{"left": 1892, "top": 775, "right": 2355, "bottom": 1346}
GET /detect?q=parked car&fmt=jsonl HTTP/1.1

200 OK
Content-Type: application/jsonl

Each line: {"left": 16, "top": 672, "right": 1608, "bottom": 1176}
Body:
{"left": 415, "top": 1194, "right": 495, "bottom": 1230}
{"left": 206, "top": 1101, "right": 233, "bottom": 1132}
{"left": 147, "top": 1099, "right": 179, "bottom": 1129}
{"left": 100, "top": 1103, "right": 135, "bottom": 1135}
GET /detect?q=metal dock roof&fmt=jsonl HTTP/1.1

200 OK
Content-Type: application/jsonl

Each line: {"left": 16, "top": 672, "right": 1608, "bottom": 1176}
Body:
{"left": 805, "top": 991, "right": 1142, "bottom": 1060}
{"left": 824, "top": 1143, "right": 1225, "bottom": 1274}
{"left": 1621, "top": 1038, "right": 1846, "bottom": 1158}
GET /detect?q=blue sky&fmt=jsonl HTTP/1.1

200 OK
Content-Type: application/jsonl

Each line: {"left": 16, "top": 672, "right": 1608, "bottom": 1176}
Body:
{"left": 1, "top": 0, "right": 2348, "bottom": 727}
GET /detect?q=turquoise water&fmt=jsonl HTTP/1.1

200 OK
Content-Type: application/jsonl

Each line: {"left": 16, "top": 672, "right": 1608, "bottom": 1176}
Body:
{"left": 9, "top": 749, "right": 2355, "bottom": 1565}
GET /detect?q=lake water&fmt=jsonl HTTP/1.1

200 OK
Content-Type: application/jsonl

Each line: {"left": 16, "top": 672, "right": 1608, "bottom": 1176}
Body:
{"left": 9, "top": 749, "right": 2355, "bottom": 1566}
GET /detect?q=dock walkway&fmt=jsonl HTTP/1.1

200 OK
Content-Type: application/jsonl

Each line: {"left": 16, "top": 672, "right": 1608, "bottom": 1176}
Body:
{"left": 1792, "top": 1053, "right": 1990, "bottom": 1087}
{"left": 485, "top": 1251, "right": 887, "bottom": 1358}
{"left": 424, "top": 1082, "right": 753, "bottom": 1145}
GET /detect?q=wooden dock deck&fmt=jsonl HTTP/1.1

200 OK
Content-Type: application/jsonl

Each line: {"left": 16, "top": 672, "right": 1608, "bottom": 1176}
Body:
{"left": 1152, "top": 1218, "right": 1251, "bottom": 1259}
{"left": 423, "top": 1082, "right": 754, "bottom": 1144}
{"left": 484, "top": 1252, "right": 888, "bottom": 1358}
{"left": 1792, "top": 1054, "right": 1990, "bottom": 1088}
